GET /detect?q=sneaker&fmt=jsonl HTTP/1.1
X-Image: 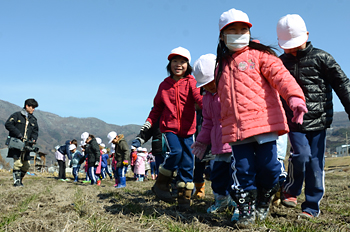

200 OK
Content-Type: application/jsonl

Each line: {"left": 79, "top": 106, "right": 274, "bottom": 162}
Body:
{"left": 207, "top": 195, "right": 233, "bottom": 214}
{"left": 64, "top": 179, "right": 70, "bottom": 181}
{"left": 281, "top": 192, "right": 297, "bottom": 208}
{"left": 299, "top": 211, "right": 314, "bottom": 219}
{"left": 59, "top": 179, "right": 66, "bottom": 181}
{"left": 82, "top": 180, "right": 91, "bottom": 184}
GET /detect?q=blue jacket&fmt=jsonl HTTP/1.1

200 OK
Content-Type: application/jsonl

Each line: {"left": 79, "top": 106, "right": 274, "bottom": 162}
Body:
{"left": 58, "top": 140, "right": 72, "bottom": 160}
{"left": 71, "top": 150, "right": 83, "bottom": 168}
{"left": 101, "top": 153, "right": 109, "bottom": 168}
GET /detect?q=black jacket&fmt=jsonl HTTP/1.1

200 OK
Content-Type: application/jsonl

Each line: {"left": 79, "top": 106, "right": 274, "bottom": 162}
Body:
{"left": 5, "top": 109, "right": 39, "bottom": 160}
{"left": 280, "top": 42, "right": 350, "bottom": 132}
{"left": 85, "top": 138, "right": 100, "bottom": 167}
{"left": 134, "top": 119, "right": 164, "bottom": 156}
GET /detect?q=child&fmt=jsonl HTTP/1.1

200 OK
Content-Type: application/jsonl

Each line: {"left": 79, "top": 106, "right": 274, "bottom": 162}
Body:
{"left": 134, "top": 147, "right": 147, "bottom": 181}
{"left": 107, "top": 131, "right": 130, "bottom": 188}
{"left": 145, "top": 46, "right": 203, "bottom": 209}
{"left": 215, "top": 8, "right": 306, "bottom": 226}
{"left": 191, "top": 53, "right": 237, "bottom": 215}
{"left": 130, "top": 146, "right": 138, "bottom": 179}
{"left": 101, "top": 148, "right": 113, "bottom": 180}
{"left": 84, "top": 134, "right": 101, "bottom": 185}
{"left": 276, "top": 14, "right": 350, "bottom": 218}
{"left": 70, "top": 144, "right": 83, "bottom": 182}
{"left": 147, "top": 150, "right": 156, "bottom": 180}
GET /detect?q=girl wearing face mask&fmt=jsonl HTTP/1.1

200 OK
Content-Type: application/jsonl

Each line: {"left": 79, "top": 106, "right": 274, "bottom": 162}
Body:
{"left": 215, "top": 8, "right": 307, "bottom": 227}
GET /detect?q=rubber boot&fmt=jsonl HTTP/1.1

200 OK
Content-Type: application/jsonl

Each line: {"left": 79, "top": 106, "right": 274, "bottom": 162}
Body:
{"left": 177, "top": 182, "right": 194, "bottom": 210}
{"left": 152, "top": 174, "right": 155, "bottom": 180}
{"left": 20, "top": 170, "right": 26, "bottom": 186}
{"left": 256, "top": 183, "right": 279, "bottom": 221}
{"left": 97, "top": 179, "right": 101, "bottom": 186}
{"left": 115, "top": 177, "right": 126, "bottom": 188}
{"left": 192, "top": 182, "right": 205, "bottom": 199}
{"left": 13, "top": 170, "right": 21, "bottom": 187}
{"left": 114, "top": 178, "right": 119, "bottom": 187}
{"left": 230, "top": 189, "right": 257, "bottom": 228}
{"left": 152, "top": 165, "right": 174, "bottom": 203}
{"left": 109, "top": 174, "right": 113, "bottom": 180}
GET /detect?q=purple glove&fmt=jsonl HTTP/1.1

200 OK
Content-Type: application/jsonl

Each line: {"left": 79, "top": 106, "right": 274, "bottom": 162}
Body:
{"left": 191, "top": 141, "right": 208, "bottom": 160}
{"left": 288, "top": 96, "right": 308, "bottom": 125}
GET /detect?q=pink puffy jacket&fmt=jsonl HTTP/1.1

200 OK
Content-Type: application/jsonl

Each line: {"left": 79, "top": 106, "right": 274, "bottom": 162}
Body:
{"left": 217, "top": 47, "right": 305, "bottom": 144}
{"left": 195, "top": 92, "right": 232, "bottom": 155}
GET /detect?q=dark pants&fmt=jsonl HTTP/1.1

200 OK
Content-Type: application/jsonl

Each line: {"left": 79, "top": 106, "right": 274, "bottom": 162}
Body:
{"left": 58, "top": 160, "right": 66, "bottom": 179}
{"left": 284, "top": 130, "right": 326, "bottom": 217}
{"left": 193, "top": 157, "right": 206, "bottom": 183}
{"left": 231, "top": 141, "right": 280, "bottom": 191}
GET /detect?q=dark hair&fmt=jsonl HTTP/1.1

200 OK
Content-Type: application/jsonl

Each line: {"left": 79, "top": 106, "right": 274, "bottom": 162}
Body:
{"left": 215, "top": 31, "right": 278, "bottom": 86}
{"left": 166, "top": 55, "right": 193, "bottom": 78}
{"left": 24, "top": 98, "right": 38, "bottom": 108}
{"left": 71, "top": 139, "right": 78, "bottom": 147}
{"left": 88, "top": 134, "right": 95, "bottom": 139}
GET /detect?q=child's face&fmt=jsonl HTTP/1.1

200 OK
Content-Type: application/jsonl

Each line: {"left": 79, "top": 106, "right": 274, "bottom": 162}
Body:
{"left": 203, "top": 80, "right": 217, "bottom": 93}
{"left": 171, "top": 56, "right": 188, "bottom": 78}
{"left": 221, "top": 22, "right": 250, "bottom": 40}
{"left": 283, "top": 43, "right": 307, "bottom": 56}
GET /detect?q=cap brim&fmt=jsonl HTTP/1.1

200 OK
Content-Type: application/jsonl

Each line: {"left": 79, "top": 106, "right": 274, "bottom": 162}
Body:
{"left": 220, "top": 21, "right": 252, "bottom": 31}
{"left": 196, "top": 79, "right": 213, "bottom": 88}
{"left": 278, "top": 34, "right": 308, "bottom": 49}
{"left": 168, "top": 53, "right": 189, "bottom": 61}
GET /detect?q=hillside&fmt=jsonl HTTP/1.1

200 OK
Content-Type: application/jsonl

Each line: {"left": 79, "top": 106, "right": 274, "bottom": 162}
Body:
{"left": 0, "top": 99, "right": 146, "bottom": 166}
{"left": 1, "top": 99, "right": 350, "bottom": 168}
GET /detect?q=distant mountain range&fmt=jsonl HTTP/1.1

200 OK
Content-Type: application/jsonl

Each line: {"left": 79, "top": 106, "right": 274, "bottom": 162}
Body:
{"left": 0, "top": 99, "right": 146, "bottom": 166}
{"left": 0, "top": 99, "right": 350, "bottom": 168}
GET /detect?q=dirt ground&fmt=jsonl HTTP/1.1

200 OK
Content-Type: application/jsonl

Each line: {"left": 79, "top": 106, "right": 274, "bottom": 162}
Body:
{"left": 0, "top": 168, "right": 349, "bottom": 232}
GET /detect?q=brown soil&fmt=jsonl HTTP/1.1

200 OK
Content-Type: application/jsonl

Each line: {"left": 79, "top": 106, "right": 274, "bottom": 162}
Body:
{"left": 0, "top": 168, "right": 349, "bottom": 232}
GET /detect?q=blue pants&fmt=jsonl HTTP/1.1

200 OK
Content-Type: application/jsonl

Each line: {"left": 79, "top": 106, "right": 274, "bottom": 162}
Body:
{"left": 88, "top": 166, "right": 98, "bottom": 185}
{"left": 211, "top": 153, "right": 232, "bottom": 196}
{"left": 150, "top": 162, "right": 156, "bottom": 175}
{"left": 163, "top": 132, "right": 194, "bottom": 183}
{"left": 154, "top": 155, "right": 164, "bottom": 175}
{"left": 231, "top": 141, "right": 280, "bottom": 191}
{"left": 284, "top": 130, "right": 326, "bottom": 217}
{"left": 101, "top": 167, "right": 112, "bottom": 179}
{"left": 114, "top": 166, "right": 127, "bottom": 181}
{"left": 72, "top": 166, "right": 80, "bottom": 181}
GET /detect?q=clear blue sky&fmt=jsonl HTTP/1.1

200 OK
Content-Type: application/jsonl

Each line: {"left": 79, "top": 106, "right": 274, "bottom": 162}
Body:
{"left": 1, "top": 0, "right": 349, "bottom": 126}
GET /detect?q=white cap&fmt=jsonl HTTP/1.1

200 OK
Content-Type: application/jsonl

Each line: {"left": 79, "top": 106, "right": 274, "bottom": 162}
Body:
{"left": 168, "top": 47, "right": 191, "bottom": 63}
{"left": 81, "top": 132, "right": 89, "bottom": 141}
{"left": 96, "top": 137, "right": 102, "bottom": 145}
{"left": 193, "top": 54, "right": 216, "bottom": 88}
{"left": 142, "top": 147, "right": 147, "bottom": 152}
{"left": 131, "top": 145, "right": 136, "bottom": 150}
{"left": 100, "top": 143, "right": 105, "bottom": 148}
{"left": 137, "top": 147, "right": 143, "bottom": 152}
{"left": 219, "top": 8, "right": 252, "bottom": 31}
{"left": 102, "top": 148, "right": 107, "bottom": 154}
{"left": 69, "top": 144, "right": 76, "bottom": 150}
{"left": 277, "top": 14, "right": 308, "bottom": 49}
{"left": 107, "top": 131, "right": 117, "bottom": 144}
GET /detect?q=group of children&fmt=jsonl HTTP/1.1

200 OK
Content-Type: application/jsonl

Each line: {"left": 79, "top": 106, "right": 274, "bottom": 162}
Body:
{"left": 51, "top": 7, "right": 350, "bottom": 228}
{"left": 141, "top": 7, "right": 350, "bottom": 228}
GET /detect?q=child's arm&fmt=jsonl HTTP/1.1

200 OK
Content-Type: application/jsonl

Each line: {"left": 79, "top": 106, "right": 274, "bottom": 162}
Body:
{"left": 323, "top": 53, "right": 350, "bottom": 117}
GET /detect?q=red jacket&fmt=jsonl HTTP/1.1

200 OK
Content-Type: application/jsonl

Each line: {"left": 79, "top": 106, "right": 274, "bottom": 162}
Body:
{"left": 147, "top": 75, "right": 203, "bottom": 137}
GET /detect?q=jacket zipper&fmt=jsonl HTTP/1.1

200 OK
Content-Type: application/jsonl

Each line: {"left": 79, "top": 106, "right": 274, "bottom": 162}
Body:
{"left": 175, "top": 81, "right": 181, "bottom": 133}
{"left": 229, "top": 62, "right": 241, "bottom": 141}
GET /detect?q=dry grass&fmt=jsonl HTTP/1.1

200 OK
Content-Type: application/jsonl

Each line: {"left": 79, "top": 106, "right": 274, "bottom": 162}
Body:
{"left": 0, "top": 165, "right": 349, "bottom": 232}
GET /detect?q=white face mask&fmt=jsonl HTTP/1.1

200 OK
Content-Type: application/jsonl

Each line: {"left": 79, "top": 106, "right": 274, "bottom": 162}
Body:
{"left": 224, "top": 34, "right": 250, "bottom": 51}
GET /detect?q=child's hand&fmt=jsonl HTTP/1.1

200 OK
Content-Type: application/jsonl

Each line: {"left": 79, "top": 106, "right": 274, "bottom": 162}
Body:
{"left": 288, "top": 96, "right": 308, "bottom": 125}
{"left": 191, "top": 141, "right": 208, "bottom": 160}
{"left": 122, "top": 160, "right": 129, "bottom": 166}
